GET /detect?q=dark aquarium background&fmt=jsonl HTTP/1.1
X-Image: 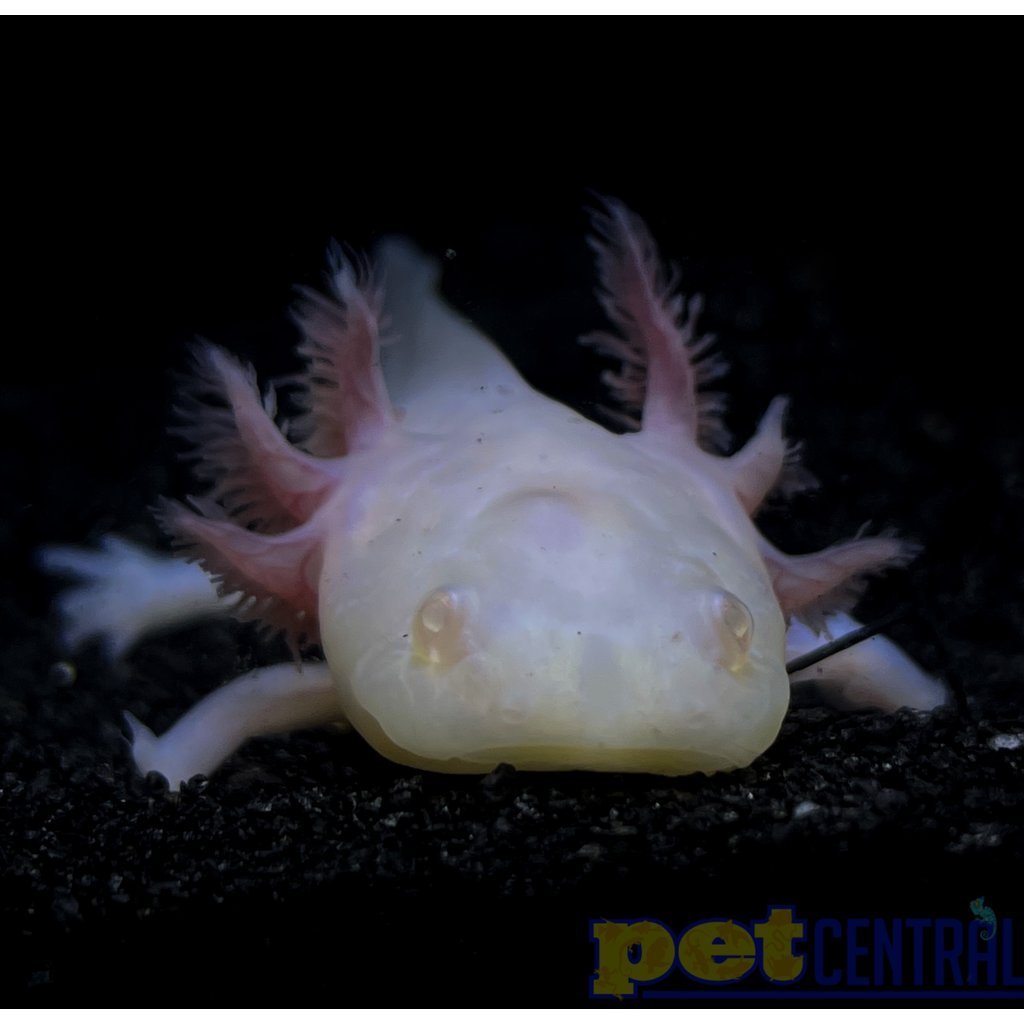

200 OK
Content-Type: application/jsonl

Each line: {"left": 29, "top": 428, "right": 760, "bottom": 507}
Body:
{"left": 2, "top": 64, "right": 1022, "bottom": 1005}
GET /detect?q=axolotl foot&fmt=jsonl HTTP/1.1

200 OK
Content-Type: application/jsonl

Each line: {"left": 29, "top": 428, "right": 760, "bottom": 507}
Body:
{"left": 37, "top": 535, "right": 232, "bottom": 659}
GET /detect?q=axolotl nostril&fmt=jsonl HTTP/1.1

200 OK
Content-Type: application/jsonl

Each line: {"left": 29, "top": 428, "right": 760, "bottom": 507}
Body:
{"left": 40, "top": 199, "right": 947, "bottom": 789}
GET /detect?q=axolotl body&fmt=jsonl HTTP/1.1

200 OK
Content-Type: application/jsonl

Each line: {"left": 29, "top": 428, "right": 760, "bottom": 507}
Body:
{"left": 43, "top": 201, "right": 945, "bottom": 789}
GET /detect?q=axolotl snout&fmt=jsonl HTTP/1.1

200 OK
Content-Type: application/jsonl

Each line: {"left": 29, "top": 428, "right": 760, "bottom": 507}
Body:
{"left": 41, "top": 200, "right": 946, "bottom": 788}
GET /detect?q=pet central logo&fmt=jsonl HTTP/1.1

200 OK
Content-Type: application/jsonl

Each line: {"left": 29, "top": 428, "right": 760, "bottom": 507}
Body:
{"left": 590, "top": 901, "right": 1024, "bottom": 999}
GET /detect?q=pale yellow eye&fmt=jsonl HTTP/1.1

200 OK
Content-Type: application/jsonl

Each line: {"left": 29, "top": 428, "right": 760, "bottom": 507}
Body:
{"left": 707, "top": 590, "right": 754, "bottom": 671}
{"left": 411, "top": 587, "right": 472, "bottom": 668}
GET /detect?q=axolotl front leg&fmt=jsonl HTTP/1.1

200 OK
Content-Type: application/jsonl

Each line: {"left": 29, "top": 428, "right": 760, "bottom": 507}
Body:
{"left": 125, "top": 663, "right": 343, "bottom": 787}
{"left": 39, "top": 536, "right": 348, "bottom": 782}
{"left": 40, "top": 536, "right": 347, "bottom": 788}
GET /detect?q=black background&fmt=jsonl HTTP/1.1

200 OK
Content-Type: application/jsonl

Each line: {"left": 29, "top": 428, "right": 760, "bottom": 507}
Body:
{"left": 2, "top": 38, "right": 1022, "bottom": 1006}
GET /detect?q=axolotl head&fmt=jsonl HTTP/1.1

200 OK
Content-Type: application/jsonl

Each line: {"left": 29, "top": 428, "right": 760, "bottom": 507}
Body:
{"left": 318, "top": 432, "right": 791, "bottom": 777}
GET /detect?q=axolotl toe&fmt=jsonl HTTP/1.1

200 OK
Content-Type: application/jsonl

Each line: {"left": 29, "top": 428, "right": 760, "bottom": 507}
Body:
{"left": 41, "top": 200, "right": 946, "bottom": 789}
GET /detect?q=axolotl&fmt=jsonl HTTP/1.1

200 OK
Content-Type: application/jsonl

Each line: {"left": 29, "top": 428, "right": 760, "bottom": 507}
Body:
{"left": 42, "top": 200, "right": 946, "bottom": 790}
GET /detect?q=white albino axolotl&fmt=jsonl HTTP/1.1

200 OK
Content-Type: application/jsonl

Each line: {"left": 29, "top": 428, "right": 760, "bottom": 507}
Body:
{"left": 41, "top": 200, "right": 946, "bottom": 790}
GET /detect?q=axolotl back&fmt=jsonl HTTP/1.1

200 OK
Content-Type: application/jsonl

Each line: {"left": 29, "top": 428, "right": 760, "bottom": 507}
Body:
{"left": 41, "top": 200, "right": 945, "bottom": 789}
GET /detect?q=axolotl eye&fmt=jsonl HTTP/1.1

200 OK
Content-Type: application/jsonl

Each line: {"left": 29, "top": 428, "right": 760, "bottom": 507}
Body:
{"left": 704, "top": 589, "right": 754, "bottom": 672}
{"left": 411, "top": 586, "right": 475, "bottom": 668}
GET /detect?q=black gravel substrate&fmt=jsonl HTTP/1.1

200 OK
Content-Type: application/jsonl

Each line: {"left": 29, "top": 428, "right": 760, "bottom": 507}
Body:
{"left": 3, "top": 95, "right": 1022, "bottom": 1006}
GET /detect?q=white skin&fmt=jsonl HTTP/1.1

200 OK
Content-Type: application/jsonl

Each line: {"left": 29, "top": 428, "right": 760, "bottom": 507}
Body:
{"left": 40, "top": 205, "right": 946, "bottom": 790}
